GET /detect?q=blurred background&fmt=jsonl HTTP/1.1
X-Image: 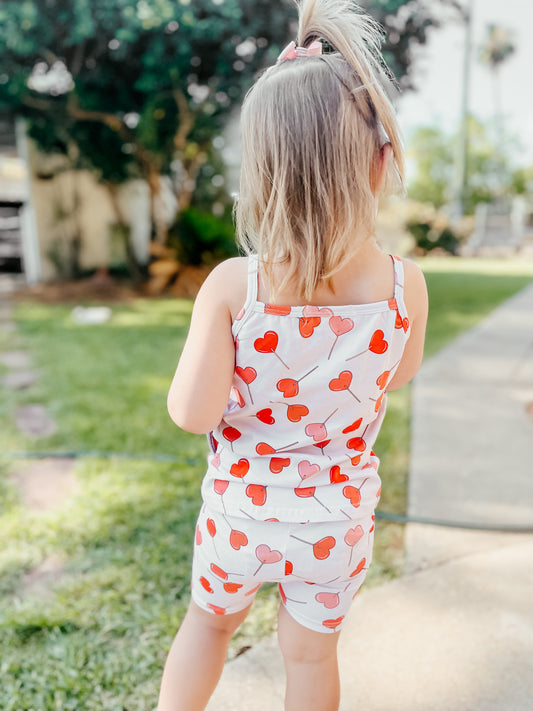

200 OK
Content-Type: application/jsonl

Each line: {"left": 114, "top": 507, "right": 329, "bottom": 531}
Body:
{"left": 1, "top": 0, "right": 532, "bottom": 293}
{"left": 1, "top": 2, "right": 533, "bottom": 709}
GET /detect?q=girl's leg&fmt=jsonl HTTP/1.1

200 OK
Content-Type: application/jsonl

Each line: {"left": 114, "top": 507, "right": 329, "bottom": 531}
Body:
{"left": 277, "top": 603, "right": 341, "bottom": 711}
{"left": 158, "top": 599, "right": 252, "bottom": 711}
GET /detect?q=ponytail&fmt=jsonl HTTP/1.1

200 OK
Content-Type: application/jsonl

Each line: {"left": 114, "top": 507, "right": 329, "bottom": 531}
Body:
{"left": 236, "top": 0, "right": 405, "bottom": 300}
{"left": 297, "top": 0, "right": 404, "bottom": 182}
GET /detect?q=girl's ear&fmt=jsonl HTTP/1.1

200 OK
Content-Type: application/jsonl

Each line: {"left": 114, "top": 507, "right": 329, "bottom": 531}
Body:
{"left": 371, "top": 142, "right": 392, "bottom": 195}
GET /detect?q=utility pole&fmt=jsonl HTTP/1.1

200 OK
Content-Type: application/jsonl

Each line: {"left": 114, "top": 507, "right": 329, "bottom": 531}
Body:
{"left": 452, "top": 0, "right": 473, "bottom": 218}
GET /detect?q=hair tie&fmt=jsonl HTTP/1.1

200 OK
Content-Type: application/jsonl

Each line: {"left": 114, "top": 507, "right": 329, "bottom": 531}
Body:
{"left": 277, "top": 40, "right": 322, "bottom": 62}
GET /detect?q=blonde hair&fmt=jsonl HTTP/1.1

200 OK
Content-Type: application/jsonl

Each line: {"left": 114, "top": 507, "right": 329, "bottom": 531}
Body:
{"left": 234, "top": 0, "right": 405, "bottom": 301}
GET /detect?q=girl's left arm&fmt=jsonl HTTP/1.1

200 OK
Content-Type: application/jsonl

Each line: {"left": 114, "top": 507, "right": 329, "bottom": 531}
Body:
{"left": 167, "top": 260, "right": 244, "bottom": 434}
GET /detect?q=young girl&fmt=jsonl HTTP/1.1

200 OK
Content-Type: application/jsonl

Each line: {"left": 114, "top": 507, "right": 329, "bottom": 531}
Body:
{"left": 159, "top": 0, "right": 428, "bottom": 709}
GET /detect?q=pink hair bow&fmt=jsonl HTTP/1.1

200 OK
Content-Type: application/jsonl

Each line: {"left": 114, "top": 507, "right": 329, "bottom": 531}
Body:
{"left": 277, "top": 40, "right": 322, "bottom": 62}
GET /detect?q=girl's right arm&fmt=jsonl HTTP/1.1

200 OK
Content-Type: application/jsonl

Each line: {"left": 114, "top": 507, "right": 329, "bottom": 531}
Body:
{"left": 386, "top": 259, "right": 428, "bottom": 391}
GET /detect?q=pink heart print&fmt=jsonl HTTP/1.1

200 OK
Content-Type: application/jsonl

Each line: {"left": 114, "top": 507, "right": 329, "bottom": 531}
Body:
{"left": 305, "top": 422, "right": 327, "bottom": 442}
{"left": 298, "top": 460, "right": 321, "bottom": 480}
{"left": 315, "top": 591, "right": 340, "bottom": 609}
{"left": 329, "top": 316, "right": 354, "bottom": 336}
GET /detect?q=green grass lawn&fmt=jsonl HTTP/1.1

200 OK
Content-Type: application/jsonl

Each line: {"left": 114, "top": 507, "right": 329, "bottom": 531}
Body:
{"left": 1, "top": 256, "right": 532, "bottom": 710}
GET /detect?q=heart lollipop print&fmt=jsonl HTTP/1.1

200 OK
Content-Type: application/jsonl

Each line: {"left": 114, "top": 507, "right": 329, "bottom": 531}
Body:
{"left": 277, "top": 366, "right": 318, "bottom": 398}
{"left": 322, "top": 616, "right": 345, "bottom": 630}
{"left": 199, "top": 576, "right": 213, "bottom": 593}
{"left": 223, "top": 426, "right": 241, "bottom": 452}
{"left": 230, "top": 458, "right": 249, "bottom": 478}
{"left": 264, "top": 303, "right": 291, "bottom": 316}
{"left": 298, "top": 460, "right": 320, "bottom": 480}
{"left": 270, "top": 456, "right": 291, "bottom": 473}
{"left": 256, "top": 440, "right": 298, "bottom": 456}
{"left": 304, "top": 408, "right": 338, "bottom": 442}
{"left": 223, "top": 582, "right": 244, "bottom": 593}
{"left": 230, "top": 529, "right": 248, "bottom": 550}
{"left": 245, "top": 484, "right": 267, "bottom": 506}
{"left": 256, "top": 408, "right": 275, "bottom": 425}
{"left": 315, "top": 592, "right": 340, "bottom": 609}
{"left": 254, "top": 330, "right": 289, "bottom": 368}
{"left": 328, "top": 316, "right": 354, "bottom": 359}
{"left": 342, "top": 417, "right": 363, "bottom": 434}
{"left": 328, "top": 371, "right": 361, "bottom": 402}
{"left": 344, "top": 525, "right": 364, "bottom": 564}
{"left": 349, "top": 557, "right": 367, "bottom": 577}
{"left": 235, "top": 366, "right": 257, "bottom": 404}
{"left": 329, "top": 465, "right": 349, "bottom": 484}
{"left": 254, "top": 544, "right": 283, "bottom": 575}
{"left": 347, "top": 329, "right": 389, "bottom": 361}
{"left": 290, "top": 534, "right": 336, "bottom": 559}
{"left": 206, "top": 603, "right": 226, "bottom": 615}
{"left": 285, "top": 404, "right": 309, "bottom": 423}
{"left": 294, "top": 486, "right": 331, "bottom": 513}
{"left": 299, "top": 316, "right": 321, "bottom": 338}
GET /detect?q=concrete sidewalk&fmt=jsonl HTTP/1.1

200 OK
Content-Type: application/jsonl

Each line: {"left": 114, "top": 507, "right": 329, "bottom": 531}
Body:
{"left": 206, "top": 284, "right": 533, "bottom": 711}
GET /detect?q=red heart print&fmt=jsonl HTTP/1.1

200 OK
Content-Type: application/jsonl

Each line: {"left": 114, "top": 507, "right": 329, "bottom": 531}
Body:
{"left": 210, "top": 563, "right": 228, "bottom": 580}
{"left": 312, "top": 536, "right": 336, "bottom": 560}
{"left": 236, "top": 366, "right": 257, "bottom": 385}
{"left": 256, "top": 442, "right": 276, "bottom": 455}
{"left": 329, "top": 465, "right": 348, "bottom": 484}
{"left": 350, "top": 455, "right": 362, "bottom": 466}
{"left": 223, "top": 582, "right": 244, "bottom": 593}
{"left": 349, "top": 557, "right": 367, "bottom": 577}
{"left": 254, "top": 330, "right": 279, "bottom": 354}
{"left": 223, "top": 426, "right": 241, "bottom": 444}
{"left": 344, "top": 525, "right": 364, "bottom": 546}
{"left": 313, "top": 439, "right": 331, "bottom": 453}
{"left": 298, "top": 460, "right": 320, "bottom": 480}
{"left": 199, "top": 576, "right": 213, "bottom": 593}
{"left": 286, "top": 404, "right": 309, "bottom": 422}
{"left": 264, "top": 304, "right": 291, "bottom": 316}
{"left": 376, "top": 371, "right": 390, "bottom": 390}
{"left": 395, "top": 311, "right": 409, "bottom": 332}
{"left": 246, "top": 484, "right": 267, "bottom": 506}
{"left": 374, "top": 393, "right": 384, "bottom": 412}
{"left": 256, "top": 408, "right": 275, "bottom": 425}
{"left": 342, "top": 417, "right": 362, "bottom": 434}
{"left": 255, "top": 544, "right": 283, "bottom": 565}
{"left": 322, "top": 616, "right": 344, "bottom": 630}
{"left": 270, "top": 457, "right": 291, "bottom": 473}
{"left": 294, "top": 486, "right": 315, "bottom": 498}
{"left": 232, "top": 387, "right": 245, "bottom": 407}
{"left": 230, "top": 529, "right": 248, "bottom": 550}
{"left": 299, "top": 316, "right": 320, "bottom": 338}
{"left": 305, "top": 422, "right": 327, "bottom": 442}
{"left": 213, "top": 479, "right": 229, "bottom": 495}
{"left": 285, "top": 560, "right": 293, "bottom": 575}
{"left": 315, "top": 592, "right": 340, "bottom": 609}
{"left": 329, "top": 316, "right": 354, "bottom": 336}
{"left": 277, "top": 378, "right": 298, "bottom": 397}
{"left": 347, "top": 436, "right": 366, "bottom": 452}
{"left": 206, "top": 518, "right": 216, "bottom": 537}
{"left": 195, "top": 525, "right": 202, "bottom": 545}
{"left": 230, "top": 458, "right": 249, "bottom": 478}
{"left": 343, "top": 485, "right": 361, "bottom": 507}
{"left": 206, "top": 603, "right": 226, "bottom": 615}
{"left": 369, "top": 329, "right": 388, "bottom": 354}
{"left": 329, "top": 371, "right": 352, "bottom": 391}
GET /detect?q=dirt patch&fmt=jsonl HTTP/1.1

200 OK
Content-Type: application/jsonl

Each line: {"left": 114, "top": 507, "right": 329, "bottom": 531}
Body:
{"left": 21, "top": 553, "right": 67, "bottom": 596}
{"left": 15, "top": 404, "right": 57, "bottom": 437}
{"left": 10, "top": 458, "right": 77, "bottom": 511}
{"left": 12, "top": 265, "right": 212, "bottom": 304}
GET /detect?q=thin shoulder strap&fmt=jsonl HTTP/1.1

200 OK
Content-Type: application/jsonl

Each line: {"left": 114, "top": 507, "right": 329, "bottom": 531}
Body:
{"left": 391, "top": 255, "right": 408, "bottom": 316}
{"left": 246, "top": 253, "right": 259, "bottom": 303}
{"left": 232, "top": 254, "right": 259, "bottom": 335}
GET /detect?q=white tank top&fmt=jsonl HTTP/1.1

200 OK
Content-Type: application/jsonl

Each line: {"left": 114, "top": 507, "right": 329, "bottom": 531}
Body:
{"left": 201, "top": 254, "right": 411, "bottom": 523}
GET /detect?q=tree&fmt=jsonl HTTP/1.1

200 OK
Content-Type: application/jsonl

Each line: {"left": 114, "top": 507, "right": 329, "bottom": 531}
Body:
{"left": 408, "top": 117, "right": 520, "bottom": 215}
{"left": 0, "top": 0, "right": 453, "bottom": 274}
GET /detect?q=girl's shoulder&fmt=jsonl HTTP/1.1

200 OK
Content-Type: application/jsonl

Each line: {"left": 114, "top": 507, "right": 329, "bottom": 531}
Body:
{"left": 199, "top": 257, "right": 249, "bottom": 321}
